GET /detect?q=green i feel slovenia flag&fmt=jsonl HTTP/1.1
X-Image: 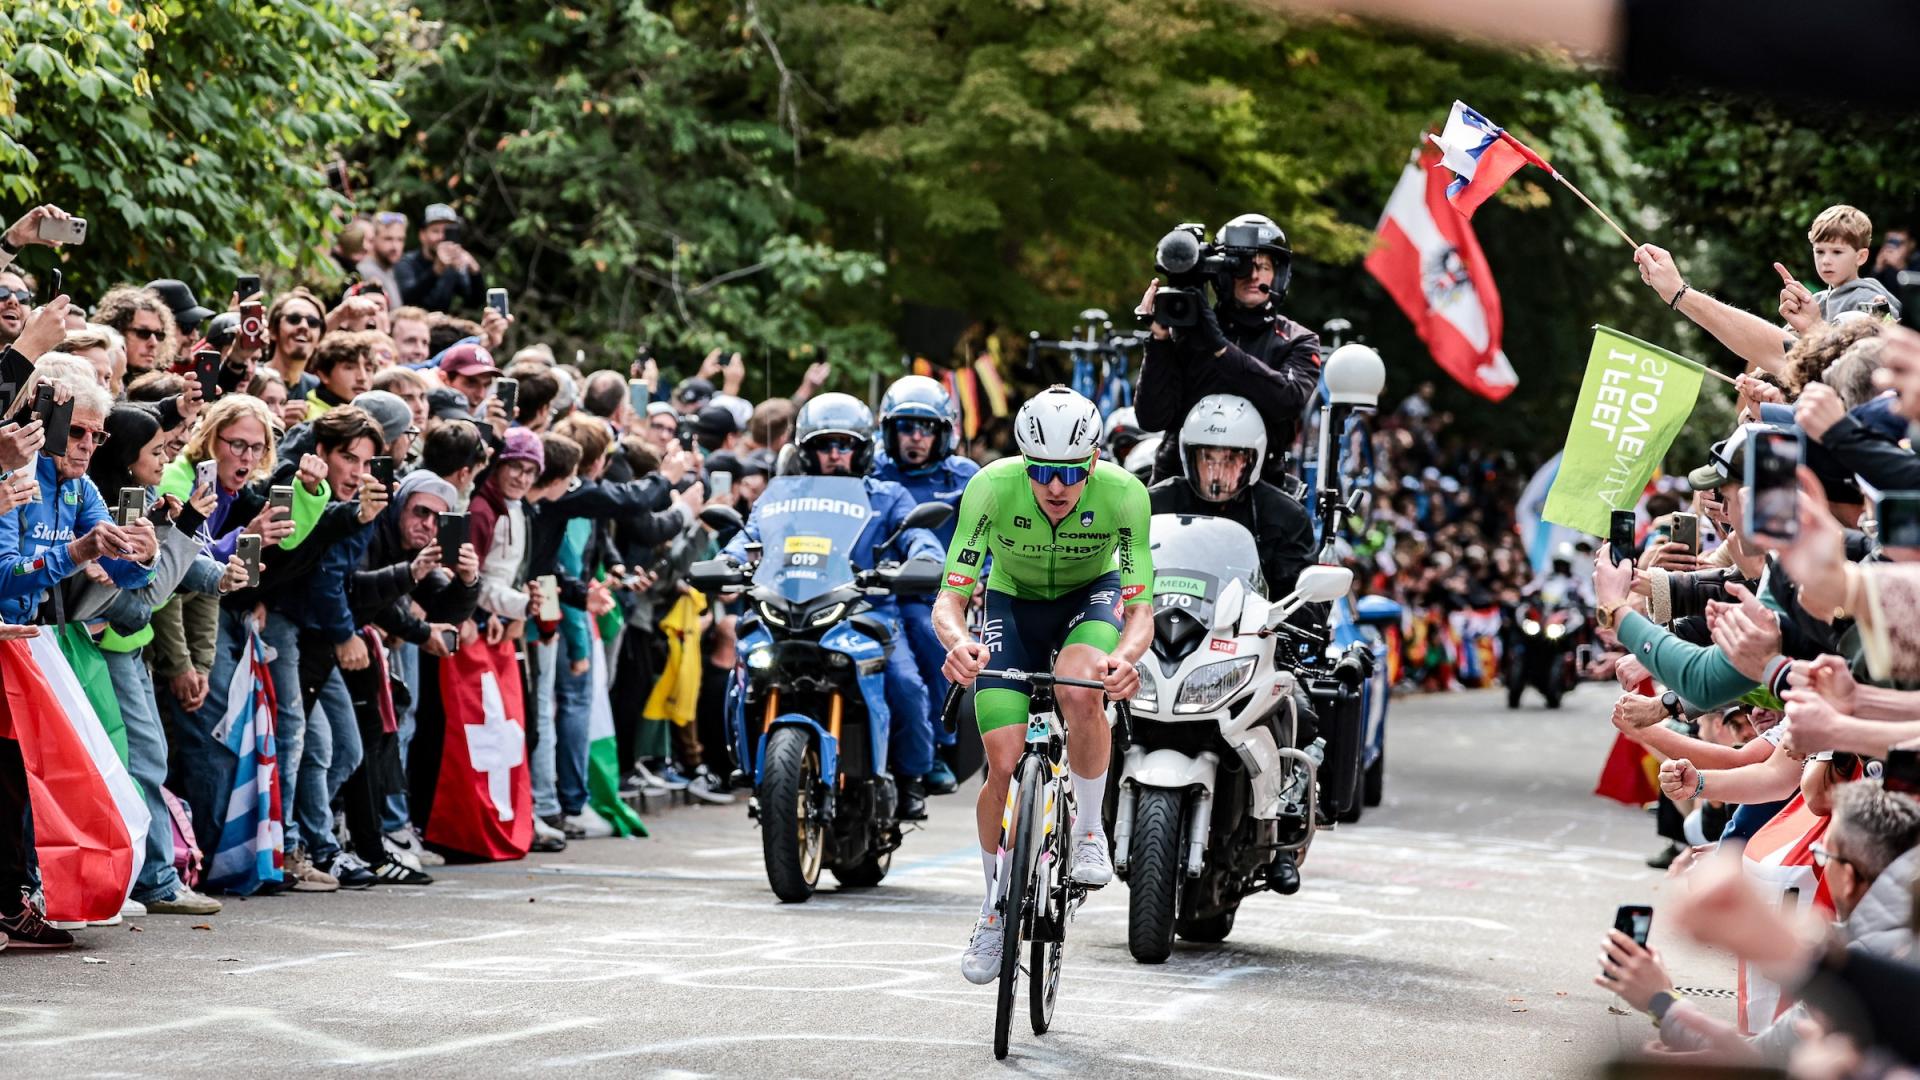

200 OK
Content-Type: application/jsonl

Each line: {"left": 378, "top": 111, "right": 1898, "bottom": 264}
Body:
{"left": 1542, "top": 326, "right": 1707, "bottom": 536}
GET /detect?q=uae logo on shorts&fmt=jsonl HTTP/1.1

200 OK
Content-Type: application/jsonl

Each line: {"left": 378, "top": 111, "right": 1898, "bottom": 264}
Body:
{"left": 1079, "top": 510, "right": 1094, "bottom": 527}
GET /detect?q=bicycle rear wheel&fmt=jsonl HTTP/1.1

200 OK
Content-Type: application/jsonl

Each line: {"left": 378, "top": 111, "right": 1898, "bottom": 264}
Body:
{"left": 994, "top": 754, "right": 1045, "bottom": 1060}
{"left": 1029, "top": 763, "right": 1066, "bottom": 1034}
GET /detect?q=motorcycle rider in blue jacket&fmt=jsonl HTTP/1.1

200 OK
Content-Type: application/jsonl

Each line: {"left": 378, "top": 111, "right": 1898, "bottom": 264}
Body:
{"left": 723, "top": 393, "right": 944, "bottom": 820}
{"left": 868, "top": 376, "right": 978, "bottom": 795}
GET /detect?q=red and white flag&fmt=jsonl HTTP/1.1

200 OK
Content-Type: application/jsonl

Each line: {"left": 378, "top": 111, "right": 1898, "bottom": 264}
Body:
{"left": 0, "top": 630, "right": 150, "bottom": 922}
{"left": 1738, "top": 793, "right": 1835, "bottom": 1034}
{"left": 1426, "top": 100, "right": 1553, "bottom": 218}
{"left": 1365, "top": 147, "right": 1518, "bottom": 402}
{"left": 426, "top": 636, "right": 532, "bottom": 860}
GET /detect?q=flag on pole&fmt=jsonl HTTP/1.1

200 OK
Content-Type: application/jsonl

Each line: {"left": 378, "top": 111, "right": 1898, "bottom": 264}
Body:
{"left": 428, "top": 635, "right": 533, "bottom": 860}
{"left": 1514, "top": 453, "right": 1587, "bottom": 573}
{"left": 1542, "top": 327, "right": 1706, "bottom": 537}
{"left": 0, "top": 630, "right": 149, "bottom": 922}
{"left": 204, "top": 623, "right": 284, "bottom": 895}
{"left": 586, "top": 631, "right": 647, "bottom": 837}
{"left": 1366, "top": 147, "right": 1517, "bottom": 401}
{"left": 1427, "top": 100, "right": 1553, "bottom": 218}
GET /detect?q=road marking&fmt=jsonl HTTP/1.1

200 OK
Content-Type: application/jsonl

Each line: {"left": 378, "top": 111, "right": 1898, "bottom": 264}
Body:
{"left": 386, "top": 928, "right": 529, "bottom": 950}
{"left": 224, "top": 951, "right": 362, "bottom": 975}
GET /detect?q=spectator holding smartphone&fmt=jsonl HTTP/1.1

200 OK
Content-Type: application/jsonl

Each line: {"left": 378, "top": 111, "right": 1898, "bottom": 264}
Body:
{"left": 395, "top": 204, "right": 486, "bottom": 314}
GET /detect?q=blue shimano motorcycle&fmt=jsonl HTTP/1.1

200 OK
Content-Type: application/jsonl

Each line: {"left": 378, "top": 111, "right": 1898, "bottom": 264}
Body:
{"left": 690, "top": 476, "right": 950, "bottom": 903}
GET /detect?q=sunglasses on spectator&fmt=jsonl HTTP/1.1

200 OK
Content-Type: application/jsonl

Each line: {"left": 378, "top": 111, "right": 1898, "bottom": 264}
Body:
{"left": 68, "top": 426, "right": 109, "bottom": 448}
{"left": 281, "top": 313, "right": 324, "bottom": 329}
{"left": 124, "top": 326, "right": 165, "bottom": 342}
{"left": 218, "top": 435, "right": 268, "bottom": 458}
{"left": 1025, "top": 457, "right": 1094, "bottom": 486}
{"left": 0, "top": 289, "right": 29, "bottom": 304}
{"left": 408, "top": 504, "right": 438, "bottom": 520}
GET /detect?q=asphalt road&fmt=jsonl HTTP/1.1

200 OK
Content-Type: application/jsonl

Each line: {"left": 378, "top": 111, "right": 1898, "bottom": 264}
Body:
{"left": 0, "top": 684, "right": 1736, "bottom": 1078}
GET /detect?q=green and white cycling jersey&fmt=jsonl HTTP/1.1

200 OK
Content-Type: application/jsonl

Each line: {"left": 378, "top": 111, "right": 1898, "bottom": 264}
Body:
{"left": 940, "top": 456, "right": 1153, "bottom": 607}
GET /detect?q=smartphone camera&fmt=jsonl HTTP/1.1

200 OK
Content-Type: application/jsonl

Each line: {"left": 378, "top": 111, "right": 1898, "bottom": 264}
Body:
{"left": 1744, "top": 429, "right": 1804, "bottom": 542}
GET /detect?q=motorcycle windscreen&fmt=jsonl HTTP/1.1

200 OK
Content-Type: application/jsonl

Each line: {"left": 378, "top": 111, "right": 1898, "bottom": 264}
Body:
{"left": 749, "top": 475, "right": 873, "bottom": 603}
{"left": 1146, "top": 513, "right": 1264, "bottom": 621}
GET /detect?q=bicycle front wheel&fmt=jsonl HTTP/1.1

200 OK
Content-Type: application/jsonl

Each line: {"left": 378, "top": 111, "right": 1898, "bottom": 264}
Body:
{"left": 1030, "top": 761, "right": 1067, "bottom": 1034}
{"left": 994, "top": 754, "right": 1046, "bottom": 1060}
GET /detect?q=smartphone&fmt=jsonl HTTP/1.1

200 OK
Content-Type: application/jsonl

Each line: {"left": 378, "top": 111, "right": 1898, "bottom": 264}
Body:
{"left": 237, "top": 533, "right": 263, "bottom": 587}
{"left": 1575, "top": 643, "right": 1598, "bottom": 672}
{"left": 1744, "top": 429, "right": 1804, "bottom": 542}
{"left": 1885, "top": 748, "right": 1920, "bottom": 796}
{"left": 115, "top": 487, "right": 146, "bottom": 527}
{"left": 677, "top": 416, "right": 697, "bottom": 453}
{"left": 36, "top": 392, "right": 71, "bottom": 458}
{"left": 192, "top": 348, "right": 223, "bottom": 402}
{"left": 627, "top": 377, "right": 650, "bottom": 418}
{"left": 194, "top": 458, "right": 219, "bottom": 493}
{"left": 1876, "top": 492, "right": 1920, "bottom": 549}
{"left": 442, "top": 221, "right": 463, "bottom": 246}
{"left": 486, "top": 288, "right": 509, "bottom": 319}
{"left": 268, "top": 484, "right": 295, "bottom": 519}
{"left": 437, "top": 511, "right": 468, "bottom": 562}
{"left": 710, "top": 470, "right": 733, "bottom": 502}
{"left": 238, "top": 300, "right": 267, "bottom": 350}
{"left": 1608, "top": 509, "right": 1637, "bottom": 566}
{"left": 46, "top": 267, "right": 62, "bottom": 301}
{"left": 216, "top": 358, "right": 248, "bottom": 399}
{"left": 494, "top": 377, "right": 519, "bottom": 421}
{"left": 368, "top": 456, "right": 395, "bottom": 491}
{"left": 535, "top": 574, "right": 561, "bottom": 621}
{"left": 439, "top": 627, "right": 459, "bottom": 654}
{"left": 1670, "top": 512, "right": 1699, "bottom": 556}
{"left": 1613, "top": 904, "right": 1653, "bottom": 948}
{"left": 235, "top": 274, "right": 262, "bottom": 302}
{"left": 36, "top": 216, "right": 85, "bottom": 245}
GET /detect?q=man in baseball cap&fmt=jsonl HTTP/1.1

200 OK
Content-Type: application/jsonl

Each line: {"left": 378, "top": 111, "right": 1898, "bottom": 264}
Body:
{"left": 675, "top": 376, "right": 716, "bottom": 414}
{"left": 396, "top": 203, "right": 485, "bottom": 312}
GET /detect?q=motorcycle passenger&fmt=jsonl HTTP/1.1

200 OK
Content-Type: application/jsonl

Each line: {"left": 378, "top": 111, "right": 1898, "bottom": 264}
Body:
{"left": 1135, "top": 213, "right": 1323, "bottom": 486}
{"left": 935, "top": 386, "right": 1155, "bottom": 984}
{"left": 1527, "top": 543, "right": 1595, "bottom": 609}
{"left": 720, "top": 393, "right": 944, "bottom": 821}
{"left": 1148, "top": 393, "right": 1317, "bottom": 894}
{"left": 1147, "top": 394, "right": 1315, "bottom": 603}
{"left": 870, "top": 375, "right": 980, "bottom": 796}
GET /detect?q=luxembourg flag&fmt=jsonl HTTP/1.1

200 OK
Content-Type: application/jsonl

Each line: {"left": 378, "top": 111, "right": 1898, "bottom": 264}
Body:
{"left": 1364, "top": 146, "right": 1519, "bottom": 401}
{"left": 1427, "top": 101, "right": 1553, "bottom": 218}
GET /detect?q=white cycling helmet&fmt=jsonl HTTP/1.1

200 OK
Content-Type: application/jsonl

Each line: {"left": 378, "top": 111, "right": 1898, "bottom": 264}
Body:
{"left": 1178, "top": 394, "right": 1267, "bottom": 502}
{"left": 1015, "top": 385, "right": 1102, "bottom": 463}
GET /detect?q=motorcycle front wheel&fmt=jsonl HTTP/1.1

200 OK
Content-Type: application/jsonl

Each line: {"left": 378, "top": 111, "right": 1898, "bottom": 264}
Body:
{"left": 760, "top": 727, "right": 825, "bottom": 903}
{"left": 1127, "top": 787, "right": 1183, "bottom": 964}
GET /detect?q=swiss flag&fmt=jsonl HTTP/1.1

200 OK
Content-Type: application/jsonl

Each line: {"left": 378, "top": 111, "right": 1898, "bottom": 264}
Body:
{"left": 426, "top": 636, "right": 532, "bottom": 860}
{"left": 0, "top": 630, "right": 149, "bottom": 922}
{"left": 1364, "top": 148, "right": 1518, "bottom": 402}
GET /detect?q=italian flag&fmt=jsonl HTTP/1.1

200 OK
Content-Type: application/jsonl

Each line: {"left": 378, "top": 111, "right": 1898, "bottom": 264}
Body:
{"left": 0, "top": 629, "right": 150, "bottom": 922}
{"left": 586, "top": 624, "right": 647, "bottom": 837}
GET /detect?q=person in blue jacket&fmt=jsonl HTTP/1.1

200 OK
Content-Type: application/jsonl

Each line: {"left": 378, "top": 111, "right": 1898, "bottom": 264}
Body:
{"left": 869, "top": 376, "right": 979, "bottom": 794}
{"left": 723, "top": 392, "right": 944, "bottom": 820}
{"left": 0, "top": 372, "right": 155, "bottom": 624}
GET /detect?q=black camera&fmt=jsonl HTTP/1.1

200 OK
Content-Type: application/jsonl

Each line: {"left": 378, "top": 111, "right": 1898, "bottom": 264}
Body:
{"left": 1150, "top": 222, "right": 1267, "bottom": 329}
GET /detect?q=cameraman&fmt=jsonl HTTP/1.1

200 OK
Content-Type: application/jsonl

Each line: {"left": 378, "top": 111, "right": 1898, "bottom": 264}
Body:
{"left": 1135, "top": 214, "right": 1322, "bottom": 486}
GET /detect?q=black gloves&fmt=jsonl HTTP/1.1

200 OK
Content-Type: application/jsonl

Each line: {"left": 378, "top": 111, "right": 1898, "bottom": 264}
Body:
{"left": 1184, "top": 301, "right": 1230, "bottom": 357}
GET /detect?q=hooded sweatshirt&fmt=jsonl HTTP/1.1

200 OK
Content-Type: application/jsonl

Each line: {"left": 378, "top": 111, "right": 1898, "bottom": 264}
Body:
{"left": 0, "top": 455, "right": 153, "bottom": 623}
{"left": 1815, "top": 275, "right": 1904, "bottom": 322}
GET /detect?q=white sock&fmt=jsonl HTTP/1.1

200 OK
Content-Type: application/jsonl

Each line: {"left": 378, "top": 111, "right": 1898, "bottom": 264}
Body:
{"left": 1070, "top": 770, "right": 1107, "bottom": 838}
{"left": 980, "top": 848, "right": 999, "bottom": 916}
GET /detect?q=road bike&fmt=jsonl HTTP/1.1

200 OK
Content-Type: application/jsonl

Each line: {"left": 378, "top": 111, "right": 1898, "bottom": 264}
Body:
{"left": 1027, "top": 308, "right": 1149, "bottom": 421}
{"left": 942, "top": 668, "right": 1133, "bottom": 1059}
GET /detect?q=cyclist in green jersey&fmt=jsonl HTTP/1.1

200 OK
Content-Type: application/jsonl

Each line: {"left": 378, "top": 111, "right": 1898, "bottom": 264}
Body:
{"left": 932, "top": 386, "right": 1155, "bottom": 984}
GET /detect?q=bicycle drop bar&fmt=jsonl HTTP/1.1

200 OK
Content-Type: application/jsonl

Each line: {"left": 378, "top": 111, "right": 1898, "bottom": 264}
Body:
{"left": 976, "top": 668, "right": 1108, "bottom": 691}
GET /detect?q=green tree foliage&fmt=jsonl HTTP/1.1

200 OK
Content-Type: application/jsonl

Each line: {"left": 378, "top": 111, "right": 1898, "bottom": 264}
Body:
{"left": 0, "top": 0, "right": 408, "bottom": 304}
{"left": 370, "top": 1, "right": 884, "bottom": 381}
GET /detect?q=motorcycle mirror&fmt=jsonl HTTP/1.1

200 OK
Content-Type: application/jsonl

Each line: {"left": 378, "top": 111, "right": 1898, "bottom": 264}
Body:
{"left": 1266, "top": 564, "right": 1354, "bottom": 629}
{"left": 1213, "top": 576, "right": 1247, "bottom": 633}
{"left": 699, "top": 505, "right": 745, "bottom": 533}
{"left": 879, "top": 502, "right": 954, "bottom": 554}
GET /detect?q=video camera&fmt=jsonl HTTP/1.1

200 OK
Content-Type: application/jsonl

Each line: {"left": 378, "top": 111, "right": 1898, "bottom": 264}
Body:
{"left": 1150, "top": 221, "right": 1268, "bottom": 329}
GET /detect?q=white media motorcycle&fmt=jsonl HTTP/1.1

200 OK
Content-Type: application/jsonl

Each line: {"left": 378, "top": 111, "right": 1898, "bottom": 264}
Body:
{"left": 1108, "top": 514, "right": 1356, "bottom": 963}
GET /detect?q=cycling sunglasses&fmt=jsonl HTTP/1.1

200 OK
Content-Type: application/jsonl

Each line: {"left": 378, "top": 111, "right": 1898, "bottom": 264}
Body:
{"left": 1025, "top": 456, "right": 1094, "bottom": 486}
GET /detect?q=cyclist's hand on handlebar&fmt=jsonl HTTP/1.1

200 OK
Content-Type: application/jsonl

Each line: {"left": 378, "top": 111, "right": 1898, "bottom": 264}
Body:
{"left": 1100, "top": 656, "right": 1140, "bottom": 700}
{"left": 943, "top": 641, "right": 991, "bottom": 686}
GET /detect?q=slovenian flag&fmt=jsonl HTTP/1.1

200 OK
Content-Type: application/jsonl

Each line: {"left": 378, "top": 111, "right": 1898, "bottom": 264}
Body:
{"left": 1427, "top": 101, "right": 1553, "bottom": 218}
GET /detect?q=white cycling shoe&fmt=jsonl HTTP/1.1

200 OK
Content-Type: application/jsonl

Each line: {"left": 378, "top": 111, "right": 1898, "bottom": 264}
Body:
{"left": 1069, "top": 830, "right": 1114, "bottom": 887}
{"left": 961, "top": 912, "right": 1004, "bottom": 984}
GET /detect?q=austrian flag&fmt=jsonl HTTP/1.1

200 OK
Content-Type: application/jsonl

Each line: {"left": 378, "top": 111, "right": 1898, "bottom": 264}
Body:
{"left": 1427, "top": 101, "right": 1553, "bottom": 218}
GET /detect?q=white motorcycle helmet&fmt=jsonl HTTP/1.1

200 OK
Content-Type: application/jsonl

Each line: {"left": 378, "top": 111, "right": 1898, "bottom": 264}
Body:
{"left": 1178, "top": 394, "right": 1267, "bottom": 502}
{"left": 1015, "top": 385, "right": 1102, "bottom": 463}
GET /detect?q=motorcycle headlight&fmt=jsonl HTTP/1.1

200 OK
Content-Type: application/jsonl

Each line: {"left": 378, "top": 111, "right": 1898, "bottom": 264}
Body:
{"left": 746, "top": 646, "right": 774, "bottom": 670}
{"left": 757, "top": 600, "right": 788, "bottom": 628}
{"left": 1545, "top": 622, "right": 1566, "bottom": 640}
{"left": 1132, "top": 662, "right": 1158, "bottom": 711}
{"left": 1174, "top": 656, "right": 1257, "bottom": 714}
{"left": 807, "top": 602, "right": 849, "bottom": 628}
{"left": 1521, "top": 618, "right": 1541, "bottom": 636}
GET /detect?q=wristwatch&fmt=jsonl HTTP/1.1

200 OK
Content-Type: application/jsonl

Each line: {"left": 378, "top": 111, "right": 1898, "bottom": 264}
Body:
{"left": 1648, "top": 989, "right": 1684, "bottom": 1025}
{"left": 1596, "top": 599, "right": 1629, "bottom": 631}
{"left": 1661, "top": 691, "right": 1684, "bottom": 721}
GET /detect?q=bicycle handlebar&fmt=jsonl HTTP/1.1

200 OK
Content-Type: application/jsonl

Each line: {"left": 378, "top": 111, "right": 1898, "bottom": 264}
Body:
{"left": 977, "top": 668, "right": 1107, "bottom": 691}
